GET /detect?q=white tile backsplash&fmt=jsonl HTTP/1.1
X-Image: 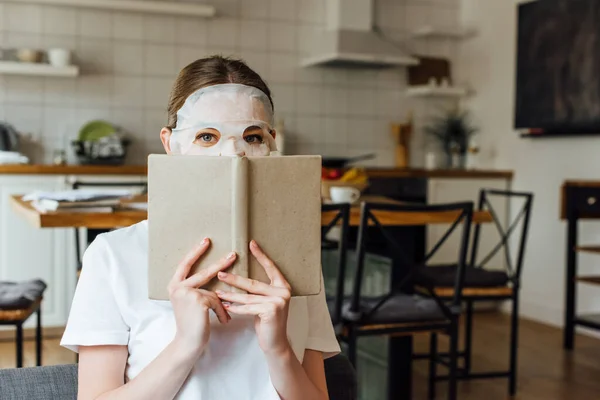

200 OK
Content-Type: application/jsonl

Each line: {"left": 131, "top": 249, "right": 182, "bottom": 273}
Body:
{"left": 79, "top": 10, "right": 112, "bottom": 38}
{"left": 43, "top": 7, "right": 77, "bottom": 36}
{"left": 112, "top": 14, "right": 144, "bottom": 41}
{"left": 239, "top": 20, "right": 269, "bottom": 51}
{"left": 0, "top": 0, "right": 460, "bottom": 165}
{"left": 5, "top": 4, "right": 43, "bottom": 34}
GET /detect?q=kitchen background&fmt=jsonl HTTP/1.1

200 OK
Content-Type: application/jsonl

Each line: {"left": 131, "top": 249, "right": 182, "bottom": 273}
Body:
{"left": 0, "top": 0, "right": 464, "bottom": 167}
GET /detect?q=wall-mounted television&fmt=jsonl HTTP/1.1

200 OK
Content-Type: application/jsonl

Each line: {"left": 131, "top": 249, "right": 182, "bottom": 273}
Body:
{"left": 515, "top": 0, "right": 600, "bottom": 136}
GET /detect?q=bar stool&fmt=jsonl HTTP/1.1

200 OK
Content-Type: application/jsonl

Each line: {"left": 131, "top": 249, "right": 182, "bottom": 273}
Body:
{"left": 0, "top": 279, "right": 47, "bottom": 367}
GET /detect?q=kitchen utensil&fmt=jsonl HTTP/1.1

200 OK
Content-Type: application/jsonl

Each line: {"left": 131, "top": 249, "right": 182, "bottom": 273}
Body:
{"left": 47, "top": 48, "right": 71, "bottom": 67}
{"left": 16, "top": 49, "right": 42, "bottom": 63}
{"left": 78, "top": 120, "right": 116, "bottom": 142}
{"left": 321, "top": 153, "right": 375, "bottom": 168}
{"left": 330, "top": 186, "right": 361, "bottom": 204}
{"left": 0, "top": 122, "right": 20, "bottom": 152}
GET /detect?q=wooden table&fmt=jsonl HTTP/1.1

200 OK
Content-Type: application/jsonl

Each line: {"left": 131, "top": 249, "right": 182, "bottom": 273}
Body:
{"left": 11, "top": 195, "right": 492, "bottom": 229}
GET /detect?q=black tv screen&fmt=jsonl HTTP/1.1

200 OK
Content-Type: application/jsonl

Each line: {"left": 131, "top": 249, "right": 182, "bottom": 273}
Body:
{"left": 515, "top": 0, "right": 600, "bottom": 134}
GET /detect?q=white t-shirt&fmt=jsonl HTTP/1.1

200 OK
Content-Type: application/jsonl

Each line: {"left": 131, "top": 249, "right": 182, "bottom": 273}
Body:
{"left": 61, "top": 220, "right": 340, "bottom": 400}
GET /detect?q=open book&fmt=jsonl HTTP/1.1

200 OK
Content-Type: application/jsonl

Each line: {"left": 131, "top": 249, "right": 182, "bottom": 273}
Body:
{"left": 147, "top": 154, "right": 323, "bottom": 300}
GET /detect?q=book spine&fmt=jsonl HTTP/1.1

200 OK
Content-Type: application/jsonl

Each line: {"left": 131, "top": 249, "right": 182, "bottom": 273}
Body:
{"left": 232, "top": 156, "right": 249, "bottom": 285}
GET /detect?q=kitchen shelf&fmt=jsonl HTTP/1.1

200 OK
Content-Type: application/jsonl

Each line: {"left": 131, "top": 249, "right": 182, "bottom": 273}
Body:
{"left": 406, "top": 85, "right": 469, "bottom": 98}
{"left": 411, "top": 26, "right": 476, "bottom": 40}
{"left": 0, "top": 61, "right": 79, "bottom": 78}
{"left": 3, "top": 0, "right": 216, "bottom": 18}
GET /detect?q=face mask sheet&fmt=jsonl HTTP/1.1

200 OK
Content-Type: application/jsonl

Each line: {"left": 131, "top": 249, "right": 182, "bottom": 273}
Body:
{"left": 169, "top": 84, "right": 277, "bottom": 156}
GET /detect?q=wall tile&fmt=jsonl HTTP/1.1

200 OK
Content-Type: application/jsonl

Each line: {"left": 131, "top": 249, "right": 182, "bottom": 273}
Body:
{"left": 42, "top": 34, "right": 77, "bottom": 51}
{"left": 5, "top": 76, "right": 44, "bottom": 105}
{"left": 143, "top": 78, "right": 173, "bottom": 108}
{"left": 205, "top": 0, "right": 240, "bottom": 18}
{"left": 324, "top": 117, "right": 348, "bottom": 145}
{"left": 176, "top": 46, "right": 208, "bottom": 72}
{"left": 239, "top": 20, "right": 268, "bottom": 51}
{"left": 270, "top": 0, "right": 296, "bottom": 21}
{"left": 268, "top": 22, "right": 296, "bottom": 53}
{"left": 72, "top": 108, "right": 113, "bottom": 131}
{"left": 111, "top": 108, "right": 145, "bottom": 138}
{"left": 267, "top": 53, "right": 296, "bottom": 84}
{"left": 113, "top": 14, "right": 144, "bottom": 41}
{"left": 44, "top": 78, "right": 77, "bottom": 107}
{"left": 297, "top": 0, "right": 325, "bottom": 25}
{"left": 112, "top": 77, "right": 144, "bottom": 109}
{"left": 324, "top": 88, "right": 348, "bottom": 116}
{"left": 113, "top": 42, "right": 144, "bottom": 75}
{"left": 208, "top": 18, "right": 238, "bottom": 49}
{"left": 43, "top": 6, "right": 77, "bottom": 36}
{"left": 269, "top": 84, "right": 296, "bottom": 115}
{"left": 296, "top": 116, "right": 323, "bottom": 145}
{"left": 143, "top": 15, "right": 175, "bottom": 44}
{"left": 144, "top": 44, "right": 177, "bottom": 76}
{"left": 76, "top": 75, "right": 112, "bottom": 107}
{"left": 42, "top": 106, "right": 74, "bottom": 140}
{"left": 236, "top": 50, "right": 268, "bottom": 79}
{"left": 143, "top": 107, "right": 169, "bottom": 137}
{"left": 79, "top": 10, "right": 112, "bottom": 38}
{"left": 175, "top": 17, "right": 208, "bottom": 47}
{"left": 5, "top": 32, "right": 42, "bottom": 48}
{"left": 295, "top": 86, "right": 323, "bottom": 115}
{"left": 77, "top": 38, "right": 113, "bottom": 74}
{"left": 240, "top": 0, "right": 270, "bottom": 20}
{"left": 4, "top": 104, "right": 43, "bottom": 139}
{"left": 5, "top": 4, "right": 42, "bottom": 34}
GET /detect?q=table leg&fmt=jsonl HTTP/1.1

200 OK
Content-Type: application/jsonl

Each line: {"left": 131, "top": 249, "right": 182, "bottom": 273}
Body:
{"left": 564, "top": 216, "right": 577, "bottom": 350}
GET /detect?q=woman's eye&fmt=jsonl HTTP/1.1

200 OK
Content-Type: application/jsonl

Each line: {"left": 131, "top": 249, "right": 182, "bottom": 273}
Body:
{"left": 196, "top": 133, "right": 216, "bottom": 142}
{"left": 244, "top": 134, "right": 264, "bottom": 144}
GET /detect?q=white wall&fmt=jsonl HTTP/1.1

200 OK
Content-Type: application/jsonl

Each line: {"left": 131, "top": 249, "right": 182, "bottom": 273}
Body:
{"left": 0, "top": 0, "right": 462, "bottom": 167}
{"left": 458, "top": 0, "right": 600, "bottom": 329}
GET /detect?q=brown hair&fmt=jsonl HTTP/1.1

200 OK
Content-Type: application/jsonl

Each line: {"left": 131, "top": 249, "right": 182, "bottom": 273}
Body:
{"left": 166, "top": 55, "right": 274, "bottom": 130}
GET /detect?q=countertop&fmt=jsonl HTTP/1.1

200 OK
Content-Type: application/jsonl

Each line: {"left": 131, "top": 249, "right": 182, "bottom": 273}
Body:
{"left": 0, "top": 164, "right": 513, "bottom": 179}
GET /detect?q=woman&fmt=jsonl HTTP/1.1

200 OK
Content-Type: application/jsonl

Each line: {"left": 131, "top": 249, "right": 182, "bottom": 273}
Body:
{"left": 61, "top": 56, "right": 340, "bottom": 400}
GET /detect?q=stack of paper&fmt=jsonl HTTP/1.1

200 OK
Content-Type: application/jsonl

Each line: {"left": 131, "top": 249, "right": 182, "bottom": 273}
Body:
{"left": 23, "top": 189, "right": 136, "bottom": 213}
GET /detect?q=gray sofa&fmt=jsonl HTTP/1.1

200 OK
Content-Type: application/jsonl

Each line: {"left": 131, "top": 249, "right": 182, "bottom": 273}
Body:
{"left": 0, "top": 354, "right": 357, "bottom": 400}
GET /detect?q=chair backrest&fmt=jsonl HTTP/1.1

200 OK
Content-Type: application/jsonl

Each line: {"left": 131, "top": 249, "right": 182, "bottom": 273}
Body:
{"left": 0, "top": 355, "right": 357, "bottom": 400}
{"left": 470, "top": 189, "right": 533, "bottom": 284}
{"left": 321, "top": 203, "right": 351, "bottom": 326}
{"left": 349, "top": 201, "right": 474, "bottom": 320}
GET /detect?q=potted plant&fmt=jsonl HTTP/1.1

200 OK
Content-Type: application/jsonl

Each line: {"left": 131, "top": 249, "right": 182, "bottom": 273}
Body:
{"left": 424, "top": 107, "right": 478, "bottom": 169}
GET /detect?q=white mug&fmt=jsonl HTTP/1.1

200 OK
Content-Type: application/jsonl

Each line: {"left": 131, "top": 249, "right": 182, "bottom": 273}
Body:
{"left": 330, "top": 187, "right": 360, "bottom": 204}
{"left": 47, "top": 48, "right": 71, "bottom": 67}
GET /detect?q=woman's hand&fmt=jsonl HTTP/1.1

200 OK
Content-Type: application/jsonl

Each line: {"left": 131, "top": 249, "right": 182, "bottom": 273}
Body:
{"left": 168, "top": 238, "right": 236, "bottom": 357}
{"left": 216, "top": 240, "right": 292, "bottom": 356}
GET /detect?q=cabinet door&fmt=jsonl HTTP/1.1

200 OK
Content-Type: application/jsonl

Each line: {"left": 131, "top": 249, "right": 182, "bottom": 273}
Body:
{"left": 0, "top": 176, "right": 70, "bottom": 328}
{"left": 427, "top": 178, "right": 511, "bottom": 269}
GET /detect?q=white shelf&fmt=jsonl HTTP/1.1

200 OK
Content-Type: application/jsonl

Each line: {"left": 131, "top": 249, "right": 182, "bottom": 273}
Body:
{"left": 0, "top": 61, "right": 79, "bottom": 78}
{"left": 2, "top": 0, "right": 216, "bottom": 18}
{"left": 411, "top": 26, "right": 476, "bottom": 40}
{"left": 406, "top": 85, "right": 469, "bottom": 98}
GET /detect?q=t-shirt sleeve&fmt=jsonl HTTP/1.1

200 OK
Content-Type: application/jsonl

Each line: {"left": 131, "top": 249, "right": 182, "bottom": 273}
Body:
{"left": 60, "top": 235, "right": 129, "bottom": 353}
{"left": 305, "top": 273, "right": 341, "bottom": 359}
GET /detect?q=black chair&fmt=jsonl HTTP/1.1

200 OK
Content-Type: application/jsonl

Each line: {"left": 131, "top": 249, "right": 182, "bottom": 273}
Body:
{"left": 0, "top": 279, "right": 47, "bottom": 367}
{"left": 415, "top": 189, "right": 533, "bottom": 398}
{"left": 321, "top": 203, "right": 351, "bottom": 333}
{"left": 338, "top": 201, "right": 474, "bottom": 400}
{"left": 71, "top": 180, "right": 147, "bottom": 274}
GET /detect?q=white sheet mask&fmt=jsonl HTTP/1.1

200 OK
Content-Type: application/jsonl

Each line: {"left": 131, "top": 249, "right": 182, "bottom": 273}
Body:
{"left": 169, "top": 83, "right": 277, "bottom": 156}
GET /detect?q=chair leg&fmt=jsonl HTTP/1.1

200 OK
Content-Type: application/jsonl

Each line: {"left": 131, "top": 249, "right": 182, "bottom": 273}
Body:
{"left": 347, "top": 326, "right": 358, "bottom": 367}
{"left": 509, "top": 293, "right": 520, "bottom": 396}
{"left": 428, "top": 332, "right": 438, "bottom": 400}
{"left": 36, "top": 306, "right": 42, "bottom": 366}
{"left": 464, "top": 300, "right": 474, "bottom": 375}
{"left": 16, "top": 322, "right": 23, "bottom": 368}
{"left": 447, "top": 322, "right": 459, "bottom": 400}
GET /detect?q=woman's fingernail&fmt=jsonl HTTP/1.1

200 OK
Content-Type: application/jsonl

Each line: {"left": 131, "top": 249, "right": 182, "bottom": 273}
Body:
{"left": 223, "top": 302, "right": 230, "bottom": 308}
{"left": 250, "top": 240, "right": 257, "bottom": 248}
{"left": 201, "top": 237, "right": 209, "bottom": 244}
{"left": 218, "top": 271, "right": 227, "bottom": 279}
{"left": 227, "top": 251, "right": 236, "bottom": 259}
{"left": 215, "top": 290, "right": 223, "bottom": 295}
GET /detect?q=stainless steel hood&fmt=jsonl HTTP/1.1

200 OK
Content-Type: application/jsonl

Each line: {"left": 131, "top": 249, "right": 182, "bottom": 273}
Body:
{"left": 301, "top": 0, "right": 418, "bottom": 68}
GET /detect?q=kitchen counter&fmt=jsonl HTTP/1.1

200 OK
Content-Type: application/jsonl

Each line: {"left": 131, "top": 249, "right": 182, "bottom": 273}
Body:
{"left": 365, "top": 168, "right": 513, "bottom": 179}
{"left": 0, "top": 164, "right": 147, "bottom": 175}
{"left": 0, "top": 164, "right": 513, "bottom": 179}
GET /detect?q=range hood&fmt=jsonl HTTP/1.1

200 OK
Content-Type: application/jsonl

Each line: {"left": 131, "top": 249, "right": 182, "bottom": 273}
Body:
{"left": 301, "top": 0, "right": 418, "bottom": 68}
